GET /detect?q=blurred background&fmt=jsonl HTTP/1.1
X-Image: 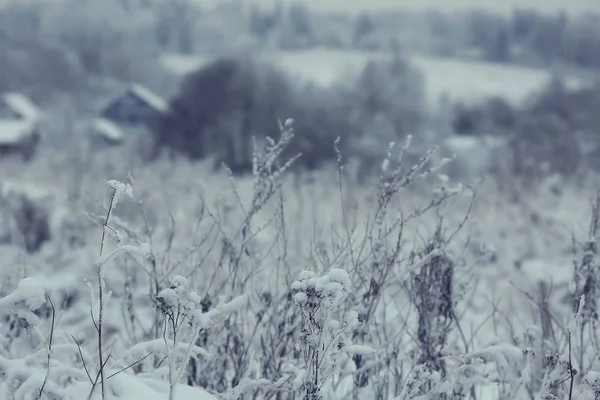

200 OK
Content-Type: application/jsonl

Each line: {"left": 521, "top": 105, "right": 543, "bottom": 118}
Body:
{"left": 0, "top": 0, "right": 600, "bottom": 258}
{"left": 0, "top": 0, "right": 599, "bottom": 185}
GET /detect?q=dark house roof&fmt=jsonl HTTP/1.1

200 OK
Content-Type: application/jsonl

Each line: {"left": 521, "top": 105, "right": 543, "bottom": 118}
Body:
{"left": 100, "top": 84, "right": 168, "bottom": 127}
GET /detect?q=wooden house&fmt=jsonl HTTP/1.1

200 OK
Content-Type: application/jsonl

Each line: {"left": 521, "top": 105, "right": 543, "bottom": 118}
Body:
{"left": 90, "top": 84, "right": 168, "bottom": 147}
{"left": 99, "top": 84, "right": 168, "bottom": 127}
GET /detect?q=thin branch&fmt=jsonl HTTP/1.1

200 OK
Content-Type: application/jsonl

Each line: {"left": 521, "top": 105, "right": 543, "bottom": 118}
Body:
{"left": 38, "top": 296, "right": 56, "bottom": 400}
{"left": 71, "top": 335, "right": 93, "bottom": 384}
{"left": 106, "top": 352, "right": 154, "bottom": 380}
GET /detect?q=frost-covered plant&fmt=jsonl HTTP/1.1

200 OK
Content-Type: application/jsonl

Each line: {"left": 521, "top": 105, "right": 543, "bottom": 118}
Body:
{"left": 156, "top": 275, "right": 199, "bottom": 400}
{"left": 126, "top": 273, "right": 249, "bottom": 400}
{"left": 571, "top": 195, "right": 600, "bottom": 321}
{"left": 11, "top": 115, "right": 600, "bottom": 400}
{"left": 291, "top": 268, "right": 373, "bottom": 400}
{"left": 0, "top": 278, "right": 56, "bottom": 398}
{"left": 445, "top": 341, "right": 529, "bottom": 400}
{"left": 85, "top": 180, "right": 250, "bottom": 399}
{"left": 249, "top": 118, "right": 301, "bottom": 219}
{"left": 576, "top": 370, "right": 600, "bottom": 400}
{"left": 187, "top": 119, "right": 301, "bottom": 393}
{"left": 519, "top": 326, "right": 563, "bottom": 399}
{"left": 570, "top": 193, "right": 600, "bottom": 374}
{"left": 348, "top": 136, "right": 466, "bottom": 397}
{"left": 89, "top": 179, "right": 137, "bottom": 400}
{"left": 406, "top": 220, "right": 456, "bottom": 398}
{"left": 536, "top": 353, "right": 571, "bottom": 400}
{"left": 253, "top": 290, "right": 301, "bottom": 394}
{"left": 0, "top": 278, "right": 47, "bottom": 331}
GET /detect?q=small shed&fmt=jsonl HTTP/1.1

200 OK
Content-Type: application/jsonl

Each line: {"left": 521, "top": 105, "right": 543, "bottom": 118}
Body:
{"left": 100, "top": 84, "right": 168, "bottom": 127}
{"left": 0, "top": 92, "right": 41, "bottom": 160}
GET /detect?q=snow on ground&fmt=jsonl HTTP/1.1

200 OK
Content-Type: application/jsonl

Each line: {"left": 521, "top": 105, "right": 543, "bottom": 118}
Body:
{"left": 63, "top": 375, "right": 217, "bottom": 400}
{"left": 1, "top": 148, "right": 598, "bottom": 399}
{"left": 159, "top": 49, "right": 585, "bottom": 108}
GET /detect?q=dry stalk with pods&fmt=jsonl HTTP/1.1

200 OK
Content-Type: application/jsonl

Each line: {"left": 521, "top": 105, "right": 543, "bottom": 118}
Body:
{"left": 215, "top": 118, "right": 300, "bottom": 294}
{"left": 247, "top": 184, "right": 303, "bottom": 398}
{"left": 87, "top": 179, "right": 148, "bottom": 400}
{"left": 349, "top": 136, "right": 467, "bottom": 397}
{"left": 404, "top": 218, "right": 461, "bottom": 400}
{"left": 186, "top": 119, "right": 301, "bottom": 394}
{"left": 102, "top": 174, "right": 218, "bottom": 349}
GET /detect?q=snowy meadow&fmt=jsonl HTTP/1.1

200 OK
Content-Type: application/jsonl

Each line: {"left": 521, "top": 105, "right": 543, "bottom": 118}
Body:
{"left": 2, "top": 1, "right": 600, "bottom": 399}
{"left": 1, "top": 121, "right": 600, "bottom": 400}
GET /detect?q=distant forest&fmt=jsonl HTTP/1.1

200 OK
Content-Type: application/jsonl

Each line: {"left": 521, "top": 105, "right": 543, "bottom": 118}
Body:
{"left": 0, "top": 0, "right": 599, "bottom": 83}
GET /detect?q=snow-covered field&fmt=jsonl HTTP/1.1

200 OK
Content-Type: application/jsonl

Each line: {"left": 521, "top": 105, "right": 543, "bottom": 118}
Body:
{"left": 0, "top": 47, "right": 595, "bottom": 400}
{"left": 160, "top": 49, "right": 585, "bottom": 108}
{"left": 1, "top": 135, "right": 600, "bottom": 399}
